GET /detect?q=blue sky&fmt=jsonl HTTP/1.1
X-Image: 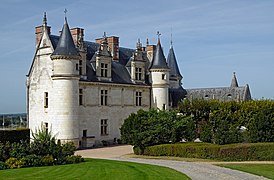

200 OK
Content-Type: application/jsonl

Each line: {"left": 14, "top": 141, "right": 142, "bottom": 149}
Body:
{"left": 0, "top": 0, "right": 273, "bottom": 113}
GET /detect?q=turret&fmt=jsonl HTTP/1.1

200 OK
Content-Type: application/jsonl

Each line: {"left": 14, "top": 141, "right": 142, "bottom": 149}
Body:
{"left": 167, "top": 42, "right": 182, "bottom": 88}
{"left": 50, "top": 16, "right": 81, "bottom": 146}
{"left": 150, "top": 33, "right": 170, "bottom": 110}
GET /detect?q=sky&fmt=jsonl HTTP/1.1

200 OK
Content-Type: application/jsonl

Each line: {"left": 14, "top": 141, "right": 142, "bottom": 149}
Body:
{"left": 0, "top": 0, "right": 273, "bottom": 113}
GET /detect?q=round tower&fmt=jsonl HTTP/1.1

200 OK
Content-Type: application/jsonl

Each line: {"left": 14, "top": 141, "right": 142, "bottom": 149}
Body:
{"left": 50, "top": 17, "right": 81, "bottom": 146}
{"left": 150, "top": 35, "right": 170, "bottom": 110}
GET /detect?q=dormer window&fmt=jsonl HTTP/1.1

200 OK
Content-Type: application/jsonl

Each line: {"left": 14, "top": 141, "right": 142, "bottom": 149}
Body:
{"left": 101, "top": 63, "right": 108, "bottom": 77}
{"left": 162, "top": 74, "right": 166, "bottom": 80}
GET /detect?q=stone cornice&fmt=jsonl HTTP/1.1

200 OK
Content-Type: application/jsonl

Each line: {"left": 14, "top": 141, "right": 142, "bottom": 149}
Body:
{"left": 51, "top": 54, "right": 81, "bottom": 60}
{"left": 79, "top": 81, "right": 151, "bottom": 89}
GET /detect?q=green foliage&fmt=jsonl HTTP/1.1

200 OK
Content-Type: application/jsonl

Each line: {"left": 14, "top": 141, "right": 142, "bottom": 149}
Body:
{"left": 65, "top": 155, "right": 84, "bottom": 164}
{"left": 0, "top": 141, "right": 11, "bottom": 161}
{"left": 0, "top": 128, "right": 30, "bottom": 143}
{"left": 41, "top": 155, "right": 54, "bottom": 166}
{"left": 0, "top": 161, "right": 7, "bottom": 170}
{"left": 142, "top": 142, "right": 274, "bottom": 161}
{"left": 20, "top": 155, "right": 43, "bottom": 167}
{"left": 121, "top": 109, "right": 195, "bottom": 152}
{"left": 9, "top": 140, "right": 30, "bottom": 159}
{"left": 178, "top": 99, "right": 274, "bottom": 145}
{"left": 5, "top": 157, "right": 24, "bottom": 169}
{"left": 61, "top": 142, "right": 76, "bottom": 157}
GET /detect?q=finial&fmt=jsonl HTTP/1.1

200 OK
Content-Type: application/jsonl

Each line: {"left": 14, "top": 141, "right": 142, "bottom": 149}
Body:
{"left": 64, "top": 9, "right": 67, "bottom": 18}
{"left": 157, "top": 31, "right": 161, "bottom": 44}
{"left": 103, "top": 32, "right": 107, "bottom": 38}
{"left": 146, "top": 38, "right": 149, "bottom": 46}
{"left": 136, "top": 38, "right": 142, "bottom": 50}
{"left": 233, "top": 72, "right": 236, "bottom": 76}
{"left": 170, "top": 27, "right": 173, "bottom": 47}
{"left": 43, "top": 12, "right": 47, "bottom": 27}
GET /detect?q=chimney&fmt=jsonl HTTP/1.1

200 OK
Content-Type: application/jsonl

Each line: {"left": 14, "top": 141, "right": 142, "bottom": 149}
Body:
{"left": 146, "top": 44, "right": 156, "bottom": 62}
{"left": 35, "top": 26, "right": 51, "bottom": 46}
{"left": 70, "top": 28, "right": 84, "bottom": 46}
{"left": 96, "top": 36, "right": 119, "bottom": 60}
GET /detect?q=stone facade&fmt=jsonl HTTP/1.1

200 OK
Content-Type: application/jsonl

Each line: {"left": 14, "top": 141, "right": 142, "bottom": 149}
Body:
{"left": 27, "top": 13, "right": 251, "bottom": 148}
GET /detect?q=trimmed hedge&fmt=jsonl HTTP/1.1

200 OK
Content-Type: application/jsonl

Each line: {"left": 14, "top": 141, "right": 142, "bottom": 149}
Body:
{"left": 0, "top": 128, "right": 30, "bottom": 143}
{"left": 139, "top": 142, "right": 274, "bottom": 161}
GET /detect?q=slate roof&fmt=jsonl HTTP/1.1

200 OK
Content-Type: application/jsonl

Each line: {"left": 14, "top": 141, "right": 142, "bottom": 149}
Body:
{"left": 149, "top": 39, "right": 169, "bottom": 70}
{"left": 50, "top": 33, "right": 149, "bottom": 85}
{"left": 167, "top": 46, "right": 182, "bottom": 79}
{"left": 169, "top": 87, "right": 187, "bottom": 107}
{"left": 51, "top": 18, "right": 80, "bottom": 57}
{"left": 185, "top": 85, "right": 251, "bottom": 102}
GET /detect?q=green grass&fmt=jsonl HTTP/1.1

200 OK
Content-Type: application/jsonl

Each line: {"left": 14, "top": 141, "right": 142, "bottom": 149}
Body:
{"left": 218, "top": 164, "right": 274, "bottom": 179}
{"left": 0, "top": 158, "right": 190, "bottom": 180}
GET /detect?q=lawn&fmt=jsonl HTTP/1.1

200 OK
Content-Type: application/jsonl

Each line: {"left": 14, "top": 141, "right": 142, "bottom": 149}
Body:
{"left": 0, "top": 158, "right": 190, "bottom": 180}
{"left": 218, "top": 164, "right": 274, "bottom": 179}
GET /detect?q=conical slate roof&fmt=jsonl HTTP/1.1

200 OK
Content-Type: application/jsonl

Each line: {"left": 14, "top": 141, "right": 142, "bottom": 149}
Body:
{"left": 150, "top": 39, "right": 168, "bottom": 69}
{"left": 167, "top": 46, "right": 182, "bottom": 79}
{"left": 51, "top": 17, "right": 79, "bottom": 58}
{"left": 230, "top": 72, "right": 239, "bottom": 88}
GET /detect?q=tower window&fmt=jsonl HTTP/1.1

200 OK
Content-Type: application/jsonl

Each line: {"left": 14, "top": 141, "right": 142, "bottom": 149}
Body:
{"left": 100, "top": 90, "right": 108, "bottom": 106}
{"left": 79, "top": 60, "right": 82, "bottom": 75}
{"left": 44, "top": 122, "right": 48, "bottom": 134}
{"left": 76, "top": 64, "right": 79, "bottom": 71}
{"left": 135, "top": 67, "right": 142, "bottom": 80}
{"left": 101, "top": 119, "right": 108, "bottom": 135}
{"left": 79, "top": 89, "right": 83, "bottom": 105}
{"left": 44, "top": 92, "right": 48, "bottom": 108}
{"left": 101, "top": 63, "right": 108, "bottom": 77}
{"left": 162, "top": 74, "right": 166, "bottom": 80}
{"left": 135, "top": 91, "right": 142, "bottom": 106}
{"left": 163, "top": 104, "right": 166, "bottom": 110}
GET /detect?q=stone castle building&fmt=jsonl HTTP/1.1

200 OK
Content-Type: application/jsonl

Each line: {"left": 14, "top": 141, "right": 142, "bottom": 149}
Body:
{"left": 26, "top": 13, "right": 251, "bottom": 148}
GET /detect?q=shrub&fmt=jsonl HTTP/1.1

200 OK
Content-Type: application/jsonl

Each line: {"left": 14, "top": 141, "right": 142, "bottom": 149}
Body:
{"left": 0, "top": 128, "right": 30, "bottom": 143}
{"left": 9, "top": 140, "right": 30, "bottom": 159}
{"left": 141, "top": 142, "right": 274, "bottom": 161}
{"left": 65, "top": 155, "right": 84, "bottom": 164}
{"left": 20, "top": 154, "right": 43, "bottom": 167}
{"left": 0, "top": 142, "right": 11, "bottom": 162}
{"left": 0, "top": 161, "right": 7, "bottom": 170}
{"left": 41, "top": 155, "right": 54, "bottom": 166}
{"left": 62, "top": 142, "right": 76, "bottom": 156}
{"left": 5, "top": 157, "right": 24, "bottom": 169}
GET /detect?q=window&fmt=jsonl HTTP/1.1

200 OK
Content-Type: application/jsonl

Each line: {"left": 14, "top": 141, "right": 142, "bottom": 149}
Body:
{"left": 101, "top": 63, "right": 108, "bottom": 77}
{"left": 44, "top": 122, "right": 48, "bottom": 134}
{"left": 44, "top": 92, "right": 48, "bottom": 108}
{"left": 83, "top": 130, "right": 87, "bottom": 137}
{"left": 162, "top": 74, "right": 166, "bottom": 80}
{"left": 79, "top": 89, "right": 83, "bottom": 105}
{"left": 101, "top": 119, "right": 108, "bottom": 135}
{"left": 135, "top": 91, "right": 142, "bottom": 106}
{"left": 100, "top": 90, "right": 108, "bottom": 106}
{"left": 76, "top": 63, "right": 79, "bottom": 71}
{"left": 79, "top": 60, "right": 82, "bottom": 75}
{"left": 163, "top": 104, "right": 166, "bottom": 110}
{"left": 135, "top": 67, "right": 142, "bottom": 80}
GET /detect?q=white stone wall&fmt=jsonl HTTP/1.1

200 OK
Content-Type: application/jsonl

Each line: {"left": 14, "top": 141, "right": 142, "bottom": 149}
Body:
{"left": 78, "top": 82, "right": 150, "bottom": 146}
{"left": 151, "top": 70, "right": 169, "bottom": 110}
{"left": 28, "top": 31, "right": 54, "bottom": 136}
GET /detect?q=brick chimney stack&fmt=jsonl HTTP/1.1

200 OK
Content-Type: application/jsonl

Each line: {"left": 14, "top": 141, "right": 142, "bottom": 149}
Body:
{"left": 146, "top": 44, "right": 156, "bottom": 62}
{"left": 70, "top": 28, "right": 84, "bottom": 46}
{"left": 96, "top": 36, "right": 119, "bottom": 60}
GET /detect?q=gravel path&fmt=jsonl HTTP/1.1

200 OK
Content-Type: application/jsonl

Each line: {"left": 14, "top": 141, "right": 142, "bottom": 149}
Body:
{"left": 76, "top": 145, "right": 269, "bottom": 180}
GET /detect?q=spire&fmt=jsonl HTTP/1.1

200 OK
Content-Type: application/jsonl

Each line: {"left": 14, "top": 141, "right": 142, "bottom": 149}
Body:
{"left": 51, "top": 15, "right": 80, "bottom": 59}
{"left": 43, "top": 12, "right": 47, "bottom": 27}
{"left": 150, "top": 32, "right": 168, "bottom": 70}
{"left": 167, "top": 45, "right": 182, "bottom": 79}
{"left": 230, "top": 72, "right": 239, "bottom": 88}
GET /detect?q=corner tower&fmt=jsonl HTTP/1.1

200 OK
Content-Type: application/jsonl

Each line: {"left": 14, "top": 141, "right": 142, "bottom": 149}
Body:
{"left": 150, "top": 35, "right": 170, "bottom": 110}
{"left": 50, "top": 17, "right": 81, "bottom": 146}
